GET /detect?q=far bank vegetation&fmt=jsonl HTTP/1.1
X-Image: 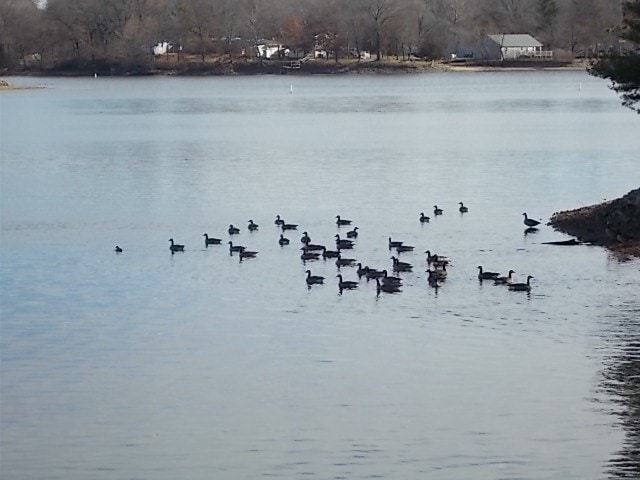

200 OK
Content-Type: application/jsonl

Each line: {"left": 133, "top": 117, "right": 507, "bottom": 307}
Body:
{"left": 0, "top": 0, "right": 629, "bottom": 75}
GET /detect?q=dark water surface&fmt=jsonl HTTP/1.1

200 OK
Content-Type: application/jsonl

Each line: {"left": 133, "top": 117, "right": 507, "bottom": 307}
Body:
{"left": 1, "top": 72, "right": 639, "bottom": 479}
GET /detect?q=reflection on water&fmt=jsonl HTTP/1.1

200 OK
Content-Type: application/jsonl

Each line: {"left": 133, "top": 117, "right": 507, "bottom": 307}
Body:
{"left": 600, "top": 300, "right": 640, "bottom": 479}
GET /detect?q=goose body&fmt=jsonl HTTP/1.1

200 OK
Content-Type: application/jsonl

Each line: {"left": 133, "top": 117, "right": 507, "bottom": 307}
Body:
{"left": 282, "top": 222, "right": 298, "bottom": 231}
{"left": 388, "top": 237, "right": 403, "bottom": 249}
{"left": 433, "top": 205, "right": 443, "bottom": 216}
{"left": 425, "top": 250, "right": 450, "bottom": 264}
{"left": 356, "top": 263, "right": 369, "bottom": 278}
{"left": 336, "top": 215, "right": 352, "bottom": 226}
{"left": 376, "top": 277, "right": 401, "bottom": 294}
{"left": 300, "top": 248, "right": 320, "bottom": 261}
{"left": 228, "top": 241, "right": 246, "bottom": 253}
{"left": 365, "top": 268, "right": 385, "bottom": 280}
{"left": 477, "top": 265, "right": 500, "bottom": 280}
{"left": 279, "top": 234, "right": 290, "bottom": 246}
{"left": 321, "top": 246, "right": 340, "bottom": 258}
{"left": 428, "top": 265, "right": 447, "bottom": 280}
{"left": 305, "top": 270, "right": 324, "bottom": 285}
{"left": 228, "top": 224, "right": 240, "bottom": 235}
{"left": 427, "top": 270, "right": 440, "bottom": 287}
{"left": 337, "top": 274, "right": 358, "bottom": 290}
{"left": 419, "top": 212, "right": 430, "bottom": 223}
{"left": 335, "top": 235, "right": 354, "bottom": 249}
{"left": 274, "top": 215, "right": 285, "bottom": 226}
{"left": 304, "top": 243, "right": 325, "bottom": 252}
{"left": 509, "top": 275, "right": 534, "bottom": 291}
{"left": 522, "top": 213, "right": 541, "bottom": 227}
{"left": 203, "top": 233, "right": 222, "bottom": 245}
{"left": 248, "top": 220, "right": 259, "bottom": 231}
{"left": 395, "top": 244, "right": 415, "bottom": 253}
{"left": 169, "top": 238, "right": 185, "bottom": 252}
{"left": 381, "top": 270, "right": 402, "bottom": 285}
{"left": 239, "top": 250, "right": 258, "bottom": 259}
{"left": 335, "top": 254, "right": 356, "bottom": 268}
{"left": 494, "top": 270, "right": 515, "bottom": 285}
{"left": 346, "top": 227, "right": 359, "bottom": 238}
{"left": 115, "top": 245, "right": 123, "bottom": 253}
{"left": 459, "top": 202, "right": 468, "bottom": 213}
{"left": 391, "top": 256, "right": 413, "bottom": 272}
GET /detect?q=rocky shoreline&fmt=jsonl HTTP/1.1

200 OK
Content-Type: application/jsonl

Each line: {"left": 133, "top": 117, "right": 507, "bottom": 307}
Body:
{"left": 548, "top": 188, "right": 640, "bottom": 258}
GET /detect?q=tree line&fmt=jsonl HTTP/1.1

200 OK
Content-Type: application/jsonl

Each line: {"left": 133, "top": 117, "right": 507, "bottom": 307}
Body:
{"left": 0, "top": 0, "right": 629, "bottom": 71}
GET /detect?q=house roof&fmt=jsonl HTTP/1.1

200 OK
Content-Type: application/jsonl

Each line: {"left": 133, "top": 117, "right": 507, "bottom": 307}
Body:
{"left": 488, "top": 34, "right": 542, "bottom": 48}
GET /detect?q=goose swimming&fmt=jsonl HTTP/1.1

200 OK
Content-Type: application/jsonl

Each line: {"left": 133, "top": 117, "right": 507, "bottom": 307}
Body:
{"left": 337, "top": 274, "right": 359, "bottom": 290}
{"left": 508, "top": 275, "right": 534, "bottom": 291}
{"left": 279, "top": 234, "right": 290, "bottom": 246}
{"left": 305, "top": 270, "right": 325, "bottom": 285}
{"left": 494, "top": 270, "right": 515, "bottom": 285}
{"left": 248, "top": 220, "right": 259, "bottom": 231}
{"left": 433, "top": 205, "right": 443, "bottom": 215}
{"left": 169, "top": 238, "right": 184, "bottom": 252}
{"left": 228, "top": 224, "right": 240, "bottom": 235}
{"left": 459, "top": 202, "right": 468, "bottom": 213}
{"left": 203, "top": 233, "right": 222, "bottom": 245}
{"left": 477, "top": 265, "right": 500, "bottom": 280}
{"left": 419, "top": 212, "right": 430, "bottom": 223}
{"left": 336, "top": 215, "right": 352, "bottom": 226}
{"left": 346, "top": 227, "right": 359, "bottom": 238}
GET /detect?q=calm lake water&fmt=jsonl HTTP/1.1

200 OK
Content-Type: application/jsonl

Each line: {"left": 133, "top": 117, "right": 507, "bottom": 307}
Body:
{"left": 1, "top": 71, "right": 639, "bottom": 479}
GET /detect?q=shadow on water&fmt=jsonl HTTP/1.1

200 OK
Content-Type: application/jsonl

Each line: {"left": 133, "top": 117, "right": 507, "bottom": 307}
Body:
{"left": 599, "top": 300, "right": 640, "bottom": 478}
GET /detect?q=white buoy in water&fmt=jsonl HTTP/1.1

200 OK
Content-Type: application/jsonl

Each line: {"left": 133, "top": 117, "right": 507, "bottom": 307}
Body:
{"left": 578, "top": 82, "right": 582, "bottom": 91}
{"left": 290, "top": 85, "right": 293, "bottom": 94}
{"left": 94, "top": 73, "right": 98, "bottom": 78}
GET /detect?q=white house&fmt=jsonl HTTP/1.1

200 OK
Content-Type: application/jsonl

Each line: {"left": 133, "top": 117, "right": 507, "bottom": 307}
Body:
{"left": 256, "top": 42, "right": 282, "bottom": 59}
{"left": 487, "top": 34, "right": 550, "bottom": 60}
{"left": 152, "top": 42, "right": 172, "bottom": 56}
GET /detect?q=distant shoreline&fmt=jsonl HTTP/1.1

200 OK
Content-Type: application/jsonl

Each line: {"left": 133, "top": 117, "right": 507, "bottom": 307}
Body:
{"left": 2, "top": 58, "right": 589, "bottom": 78}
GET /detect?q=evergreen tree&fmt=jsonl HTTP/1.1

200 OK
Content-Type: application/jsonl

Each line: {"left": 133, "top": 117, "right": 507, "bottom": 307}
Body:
{"left": 590, "top": 1, "right": 640, "bottom": 113}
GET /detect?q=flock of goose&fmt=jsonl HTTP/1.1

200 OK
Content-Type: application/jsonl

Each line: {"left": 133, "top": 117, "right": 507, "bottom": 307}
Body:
{"left": 115, "top": 204, "right": 539, "bottom": 295}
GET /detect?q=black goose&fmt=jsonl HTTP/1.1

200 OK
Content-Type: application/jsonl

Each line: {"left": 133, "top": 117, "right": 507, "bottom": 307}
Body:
{"left": 419, "top": 212, "right": 430, "bottom": 223}
{"left": 381, "top": 270, "right": 402, "bottom": 285}
{"left": 431, "top": 263, "right": 448, "bottom": 279}
{"left": 433, "top": 205, "right": 443, "bottom": 215}
{"left": 426, "top": 270, "right": 440, "bottom": 287}
{"left": 274, "top": 215, "right": 285, "bottom": 226}
{"left": 335, "top": 254, "right": 356, "bottom": 268}
{"left": 459, "top": 202, "right": 469, "bottom": 213}
{"left": 365, "top": 268, "right": 385, "bottom": 280}
{"left": 508, "top": 275, "right": 534, "bottom": 291}
{"left": 321, "top": 246, "right": 341, "bottom": 258}
{"left": 278, "top": 234, "right": 290, "bottom": 246}
{"left": 346, "top": 227, "right": 359, "bottom": 238}
{"left": 169, "top": 238, "right": 185, "bottom": 252}
{"left": 395, "top": 244, "right": 415, "bottom": 253}
{"left": 391, "top": 256, "right": 413, "bottom": 272}
{"left": 335, "top": 235, "right": 354, "bottom": 249}
{"left": 336, "top": 215, "right": 352, "bottom": 226}
{"left": 494, "top": 270, "right": 515, "bottom": 285}
{"left": 477, "top": 265, "right": 500, "bottom": 280}
{"left": 425, "top": 250, "right": 450, "bottom": 264}
{"left": 305, "top": 243, "right": 325, "bottom": 252}
{"left": 228, "top": 224, "right": 240, "bottom": 235}
{"left": 356, "top": 263, "right": 368, "bottom": 278}
{"left": 300, "top": 231, "right": 311, "bottom": 244}
{"left": 228, "top": 241, "right": 246, "bottom": 253}
{"left": 248, "top": 220, "right": 259, "bottom": 231}
{"left": 337, "top": 274, "right": 359, "bottom": 290}
{"left": 305, "top": 270, "right": 324, "bottom": 285}
{"left": 300, "top": 247, "right": 320, "bottom": 261}
{"left": 114, "top": 245, "right": 123, "bottom": 253}
{"left": 239, "top": 250, "right": 258, "bottom": 259}
{"left": 281, "top": 222, "right": 298, "bottom": 231}
{"left": 388, "top": 237, "right": 403, "bottom": 249}
{"left": 522, "top": 213, "right": 541, "bottom": 227}
{"left": 203, "top": 233, "right": 222, "bottom": 245}
{"left": 376, "top": 277, "right": 401, "bottom": 294}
